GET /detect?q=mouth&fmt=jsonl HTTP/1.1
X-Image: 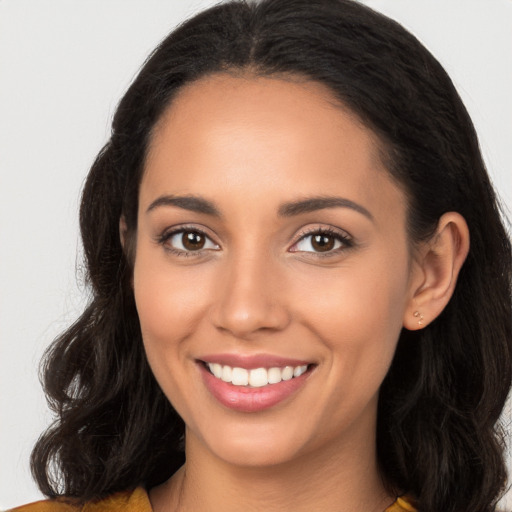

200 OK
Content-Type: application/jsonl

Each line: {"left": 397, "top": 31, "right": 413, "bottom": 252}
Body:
{"left": 203, "top": 361, "right": 311, "bottom": 388}
{"left": 198, "top": 358, "right": 315, "bottom": 412}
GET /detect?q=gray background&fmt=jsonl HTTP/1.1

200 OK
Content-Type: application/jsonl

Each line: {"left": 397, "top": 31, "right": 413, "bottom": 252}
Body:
{"left": 1, "top": 0, "right": 511, "bottom": 509}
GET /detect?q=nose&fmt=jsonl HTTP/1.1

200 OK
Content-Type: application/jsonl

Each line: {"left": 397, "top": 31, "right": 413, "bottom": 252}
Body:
{"left": 210, "top": 253, "right": 291, "bottom": 340}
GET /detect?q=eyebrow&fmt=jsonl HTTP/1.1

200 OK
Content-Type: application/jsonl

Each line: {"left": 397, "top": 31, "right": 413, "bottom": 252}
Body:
{"left": 146, "top": 194, "right": 373, "bottom": 221}
{"left": 278, "top": 196, "right": 374, "bottom": 221}
{"left": 146, "top": 195, "right": 221, "bottom": 217}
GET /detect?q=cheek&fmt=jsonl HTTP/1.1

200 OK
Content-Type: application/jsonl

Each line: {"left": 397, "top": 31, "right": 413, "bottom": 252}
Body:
{"left": 133, "top": 247, "right": 210, "bottom": 342}
{"left": 298, "top": 258, "right": 408, "bottom": 336}
{"left": 295, "top": 251, "right": 409, "bottom": 380}
{"left": 132, "top": 247, "right": 211, "bottom": 413}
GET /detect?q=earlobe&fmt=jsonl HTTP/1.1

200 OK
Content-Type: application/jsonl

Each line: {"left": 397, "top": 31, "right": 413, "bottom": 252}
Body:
{"left": 403, "top": 212, "right": 470, "bottom": 330}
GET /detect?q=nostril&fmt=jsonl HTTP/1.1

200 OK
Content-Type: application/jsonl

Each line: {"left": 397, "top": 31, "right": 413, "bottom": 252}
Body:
{"left": 210, "top": 298, "right": 291, "bottom": 338}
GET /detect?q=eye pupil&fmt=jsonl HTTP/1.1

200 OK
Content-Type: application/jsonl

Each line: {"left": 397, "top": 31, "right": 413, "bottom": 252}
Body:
{"left": 182, "top": 231, "right": 205, "bottom": 250}
{"left": 312, "top": 234, "right": 335, "bottom": 252}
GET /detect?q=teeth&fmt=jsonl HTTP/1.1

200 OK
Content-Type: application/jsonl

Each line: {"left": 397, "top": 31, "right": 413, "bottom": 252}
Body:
{"left": 207, "top": 363, "right": 309, "bottom": 387}
{"left": 211, "top": 363, "right": 223, "bottom": 378}
{"left": 231, "top": 367, "right": 249, "bottom": 386}
{"left": 221, "top": 365, "right": 232, "bottom": 382}
{"left": 282, "top": 366, "right": 294, "bottom": 381}
{"left": 294, "top": 365, "right": 307, "bottom": 377}
{"left": 249, "top": 367, "right": 268, "bottom": 387}
{"left": 268, "top": 367, "right": 282, "bottom": 384}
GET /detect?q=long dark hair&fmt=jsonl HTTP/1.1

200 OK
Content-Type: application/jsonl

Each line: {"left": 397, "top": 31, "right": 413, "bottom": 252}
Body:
{"left": 31, "top": 1, "right": 512, "bottom": 511}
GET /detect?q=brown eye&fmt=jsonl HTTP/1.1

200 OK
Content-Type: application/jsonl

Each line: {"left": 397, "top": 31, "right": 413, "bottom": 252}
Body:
{"left": 164, "top": 229, "right": 219, "bottom": 254}
{"left": 182, "top": 231, "right": 205, "bottom": 250}
{"left": 291, "top": 229, "right": 351, "bottom": 255}
{"left": 311, "top": 234, "right": 335, "bottom": 252}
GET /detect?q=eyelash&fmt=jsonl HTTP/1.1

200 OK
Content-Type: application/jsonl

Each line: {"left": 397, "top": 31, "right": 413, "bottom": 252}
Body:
{"left": 156, "top": 225, "right": 353, "bottom": 258}
{"left": 290, "top": 226, "right": 354, "bottom": 258}
{"left": 157, "top": 225, "right": 218, "bottom": 257}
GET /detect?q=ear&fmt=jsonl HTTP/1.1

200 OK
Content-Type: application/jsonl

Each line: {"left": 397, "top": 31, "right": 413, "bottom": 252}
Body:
{"left": 403, "top": 212, "right": 470, "bottom": 330}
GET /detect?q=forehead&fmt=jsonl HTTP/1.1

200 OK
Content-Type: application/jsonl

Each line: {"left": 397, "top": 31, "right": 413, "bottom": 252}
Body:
{"left": 141, "top": 73, "right": 406, "bottom": 224}
{"left": 148, "top": 72, "right": 379, "bottom": 170}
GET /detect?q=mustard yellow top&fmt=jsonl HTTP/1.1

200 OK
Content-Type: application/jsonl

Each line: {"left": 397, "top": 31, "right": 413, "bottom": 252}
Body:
{"left": 9, "top": 487, "right": 417, "bottom": 511}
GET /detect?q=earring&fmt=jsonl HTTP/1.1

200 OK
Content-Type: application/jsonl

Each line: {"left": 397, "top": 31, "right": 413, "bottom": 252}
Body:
{"left": 413, "top": 311, "right": 424, "bottom": 327}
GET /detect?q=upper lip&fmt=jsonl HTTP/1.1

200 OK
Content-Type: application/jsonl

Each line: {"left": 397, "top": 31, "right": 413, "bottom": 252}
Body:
{"left": 198, "top": 353, "right": 313, "bottom": 369}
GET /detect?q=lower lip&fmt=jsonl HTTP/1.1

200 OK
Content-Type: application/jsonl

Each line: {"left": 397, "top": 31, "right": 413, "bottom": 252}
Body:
{"left": 199, "top": 363, "right": 312, "bottom": 413}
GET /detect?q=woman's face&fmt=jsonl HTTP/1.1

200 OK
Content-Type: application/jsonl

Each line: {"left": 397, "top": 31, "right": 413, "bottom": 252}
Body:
{"left": 133, "top": 74, "right": 420, "bottom": 468}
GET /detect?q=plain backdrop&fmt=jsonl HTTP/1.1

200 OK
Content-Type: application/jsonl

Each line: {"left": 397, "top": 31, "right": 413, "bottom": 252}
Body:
{"left": 1, "top": 0, "right": 511, "bottom": 509}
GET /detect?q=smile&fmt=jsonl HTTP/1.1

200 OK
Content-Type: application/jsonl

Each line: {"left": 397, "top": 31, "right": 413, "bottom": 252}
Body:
{"left": 205, "top": 362, "right": 309, "bottom": 388}
{"left": 198, "top": 357, "right": 314, "bottom": 412}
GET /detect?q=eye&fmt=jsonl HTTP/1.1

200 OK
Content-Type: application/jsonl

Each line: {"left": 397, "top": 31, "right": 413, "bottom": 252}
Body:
{"left": 290, "top": 228, "right": 352, "bottom": 254}
{"left": 159, "top": 228, "right": 220, "bottom": 254}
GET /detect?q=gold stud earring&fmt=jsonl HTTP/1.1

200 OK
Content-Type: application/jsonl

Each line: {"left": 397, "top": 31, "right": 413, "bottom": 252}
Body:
{"left": 413, "top": 311, "right": 424, "bottom": 327}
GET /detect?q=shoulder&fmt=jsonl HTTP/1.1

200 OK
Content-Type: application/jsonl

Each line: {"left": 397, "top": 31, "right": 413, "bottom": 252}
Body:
{"left": 7, "top": 487, "right": 152, "bottom": 512}
{"left": 385, "top": 495, "right": 418, "bottom": 512}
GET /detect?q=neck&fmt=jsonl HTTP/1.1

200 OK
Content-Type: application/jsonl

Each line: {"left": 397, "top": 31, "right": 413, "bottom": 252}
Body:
{"left": 151, "top": 424, "right": 393, "bottom": 512}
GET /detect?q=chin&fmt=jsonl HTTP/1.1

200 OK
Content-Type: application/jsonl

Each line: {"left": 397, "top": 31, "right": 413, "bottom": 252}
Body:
{"left": 185, "top": 414, "right": 330, "bottom": 470}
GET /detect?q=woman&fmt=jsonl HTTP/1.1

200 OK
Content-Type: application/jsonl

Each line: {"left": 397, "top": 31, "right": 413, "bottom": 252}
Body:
{"left": 11, "top": 0, "right": 511, "bottom": 511}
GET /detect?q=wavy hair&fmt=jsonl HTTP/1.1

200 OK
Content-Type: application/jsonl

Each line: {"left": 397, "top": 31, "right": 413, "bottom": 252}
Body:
{"left": 31, "top": 1, "right": 512, "bottom": 511}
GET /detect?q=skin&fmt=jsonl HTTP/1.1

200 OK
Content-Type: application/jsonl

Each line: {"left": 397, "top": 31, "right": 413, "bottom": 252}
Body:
{"left": 128, "top": 73, "right": 469, "bottom": 512}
